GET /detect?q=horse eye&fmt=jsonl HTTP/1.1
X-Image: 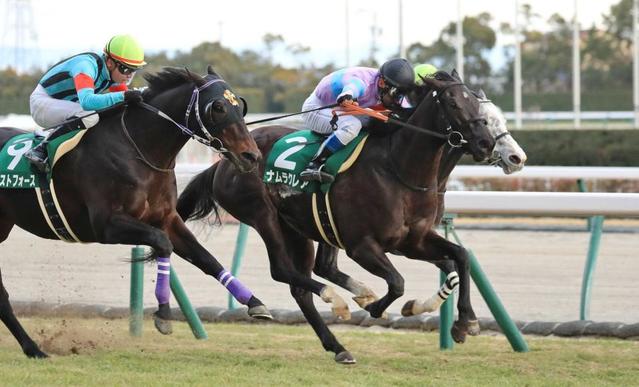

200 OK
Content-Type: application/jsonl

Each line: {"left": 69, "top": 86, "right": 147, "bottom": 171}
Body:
{"left": 213, "top": 100, "right": 226, "bottom": 113}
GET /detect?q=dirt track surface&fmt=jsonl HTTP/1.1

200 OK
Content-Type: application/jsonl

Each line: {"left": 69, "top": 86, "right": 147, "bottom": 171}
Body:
{"left": 2, "top": 222, "right": 637, "bottom": 323}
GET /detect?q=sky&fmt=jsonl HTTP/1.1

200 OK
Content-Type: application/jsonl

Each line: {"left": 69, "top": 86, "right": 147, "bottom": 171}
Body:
{"left": 0, "top": 0, "right": 622, "bottom": 71}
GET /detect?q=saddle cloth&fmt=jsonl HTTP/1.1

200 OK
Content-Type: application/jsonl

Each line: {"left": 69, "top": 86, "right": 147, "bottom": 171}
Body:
{"left": 263, "top": 130, "right": 368, "bottom": 193}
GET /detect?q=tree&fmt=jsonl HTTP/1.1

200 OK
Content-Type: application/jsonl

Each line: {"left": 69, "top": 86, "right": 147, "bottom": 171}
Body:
{"left": 406, "top": 13, "right": 496, "bottom": 86}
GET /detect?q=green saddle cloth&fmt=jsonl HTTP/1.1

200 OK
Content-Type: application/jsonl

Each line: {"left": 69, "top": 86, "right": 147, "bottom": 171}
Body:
{"left": 0, "top": 130, "right": 82, "bottom": 189}
{"left": 263, "top": 130, "right": 368, "bottom": 193}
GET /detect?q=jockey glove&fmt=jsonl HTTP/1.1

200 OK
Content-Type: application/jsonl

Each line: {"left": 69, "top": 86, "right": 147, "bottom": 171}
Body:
{"left": 337, "top": 94, "right": 354, "bottom": 106}
{"left": 124, "top": 90, "right": 144, "bottom": 105}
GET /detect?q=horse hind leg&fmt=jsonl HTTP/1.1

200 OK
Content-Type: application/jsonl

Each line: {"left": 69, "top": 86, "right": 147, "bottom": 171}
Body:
{"left": 313, "top": 243, "right": 380, "bottom": 310}
{"left": 0, "top": 220, "right": 47, "bottom": 358}
{"left": 291, "top": 285, "right": 355, "bottom": 365}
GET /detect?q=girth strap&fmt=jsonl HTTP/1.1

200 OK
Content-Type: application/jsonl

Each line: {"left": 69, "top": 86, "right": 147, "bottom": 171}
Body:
{"left": 34, "top": 172, "right": 81, "bottom": 242}
{"left": 311, "top": 192, "right": 345, "bottom": 249}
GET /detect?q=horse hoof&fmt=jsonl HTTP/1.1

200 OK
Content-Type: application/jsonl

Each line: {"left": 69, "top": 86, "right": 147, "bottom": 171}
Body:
{"left": 153, "top": 316, "right": 173, "bottom": 335}
{"left": 401, "top": 300, "right": 416, "bottom": 317}
{"left": 248, "top": 305, "right": 273, "bottom": 320}
{"left": 333, "top": 306, "right": 352, "bottom": 321}
{"left": 451, "top": 322, "right": 467, "bottom": 344}
{"left": 365, "top": 304, "right": 386, "bottom": 319}
{"left": 24, "top": 345, "right": 48, "bottom": 359}
{"left": 468, "top": 320, "right": 480, "bottom": 336}
{"left": 335, "top": 351, "right": 357, "bottom": 365}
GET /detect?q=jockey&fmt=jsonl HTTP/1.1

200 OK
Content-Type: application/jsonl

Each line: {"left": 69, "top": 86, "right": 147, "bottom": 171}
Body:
{"left": 299, "top": 58, "right": 415, "bottom": 183}
{"left": 25, "top": 34, "right": 147, "bottom": 172}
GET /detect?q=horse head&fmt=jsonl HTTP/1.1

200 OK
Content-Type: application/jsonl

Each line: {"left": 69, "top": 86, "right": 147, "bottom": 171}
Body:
{"left": 143, "top": 66, "right": 259, "bottom": 173}
{"left": 419, "top": 70, "right": 494, "bottom": 161}
{"left": 188, "top": 66, "right": 259, "bottom": 172}
{"left": 474, "top": 88, "right": 527, "bottom": 174}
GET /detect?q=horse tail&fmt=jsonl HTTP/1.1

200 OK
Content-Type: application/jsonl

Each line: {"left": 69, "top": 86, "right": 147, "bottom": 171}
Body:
{"left": 177, "top": 162, "right": 222, "bottom": 224}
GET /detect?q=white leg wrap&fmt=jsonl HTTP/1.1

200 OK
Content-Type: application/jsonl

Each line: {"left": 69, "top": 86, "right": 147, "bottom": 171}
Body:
{"left": 411, "top": 271, "right": 459, "bottom": 315}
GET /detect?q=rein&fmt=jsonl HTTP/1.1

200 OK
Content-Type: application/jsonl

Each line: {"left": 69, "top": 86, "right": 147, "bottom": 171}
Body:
{"left": 335, "top": 102, "right": 468, "bottom": 148}
{"left": 244, "top": 103, "right": 339, "bottom": 126}
{"left": 118, "top": 78, "right": 237, "bottom": 172}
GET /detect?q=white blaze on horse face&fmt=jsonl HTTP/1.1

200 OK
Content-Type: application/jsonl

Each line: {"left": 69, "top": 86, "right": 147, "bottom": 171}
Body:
{"left": 479, "top": 101, "right": 527, "bottom": 174}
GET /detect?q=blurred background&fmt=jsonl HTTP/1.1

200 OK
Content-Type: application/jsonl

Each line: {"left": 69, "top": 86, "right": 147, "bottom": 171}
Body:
{"left": 1, "top": 0, "right": 639, "bottom": 167}
{"left": 0, "top": 0, "right": 636, "bottom": 323}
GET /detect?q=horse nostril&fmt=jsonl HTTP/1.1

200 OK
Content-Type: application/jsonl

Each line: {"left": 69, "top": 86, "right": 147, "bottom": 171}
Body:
{"left": 509, "top": 155, "right": 522, "bottom": 165}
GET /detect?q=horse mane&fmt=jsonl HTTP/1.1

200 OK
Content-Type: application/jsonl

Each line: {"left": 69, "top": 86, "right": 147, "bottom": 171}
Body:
{"left": 142, "top": 67, "right": 205, "bottom": 100}
{"left": 433, "top": 71, "right": 456, "bottom": 82}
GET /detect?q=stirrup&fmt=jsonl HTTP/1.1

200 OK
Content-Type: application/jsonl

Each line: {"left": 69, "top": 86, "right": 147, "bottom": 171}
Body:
{"left": 25, "top": 147, "right": 50, "bottom": 173}
{"left": 300, "top": 165, "right": 334, "bottom": 183}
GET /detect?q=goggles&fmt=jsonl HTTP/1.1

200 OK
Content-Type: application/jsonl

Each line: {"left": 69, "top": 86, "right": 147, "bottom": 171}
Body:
{"left": 110, "top": 57, "right": 139, "bottom": 75}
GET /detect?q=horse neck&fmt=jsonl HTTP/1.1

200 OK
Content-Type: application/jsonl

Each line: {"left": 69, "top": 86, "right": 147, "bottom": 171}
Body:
{"left": 389, "top": 99, "right": 445, "bottom": 190}
{"left": 125, "top": 92, "right": 193, "bottom": 169}
{"left": 438, "top": 146, "right": 464, "bottom": 192}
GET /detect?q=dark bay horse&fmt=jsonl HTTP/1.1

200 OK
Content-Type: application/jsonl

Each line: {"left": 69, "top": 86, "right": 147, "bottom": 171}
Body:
{"left": 0, "top": 66, "right": 271, "bottom": 358}
{"left": 177, "top": 72, "right": 495, "bottom": 364}
{"left": 312, "top": 83, "right": 528, "bottom": 318}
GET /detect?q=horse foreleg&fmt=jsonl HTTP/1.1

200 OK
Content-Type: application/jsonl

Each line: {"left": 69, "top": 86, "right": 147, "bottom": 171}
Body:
{"left": 313, "top": 242, "right": 380, "bottom": 310}
{"left": 403, "top": 231, "right": 479, "bottom": 343}
{"left": 167, "top": 214, "right": 271, "bottom": 319}
{"left": 402, "top": 267, "right": 459, "bottom": 316}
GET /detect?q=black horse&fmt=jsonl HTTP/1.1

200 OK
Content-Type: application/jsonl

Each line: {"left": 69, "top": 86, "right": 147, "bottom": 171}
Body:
{"left": 311, "top": 77, "right": 526, "bottom": 318}
{"left": 0, "top": 66, "right": 271, "bottom": 358}
{"left": 177, "top": 71, "right": 495, "bottom": 363}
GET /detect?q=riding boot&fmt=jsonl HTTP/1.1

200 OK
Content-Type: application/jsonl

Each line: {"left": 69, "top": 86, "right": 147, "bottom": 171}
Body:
{"left": 300, "top": 146, "right": 336, "bottom": 183}
{"left": 25, "top": 115, "right": 89, "bottom": 173}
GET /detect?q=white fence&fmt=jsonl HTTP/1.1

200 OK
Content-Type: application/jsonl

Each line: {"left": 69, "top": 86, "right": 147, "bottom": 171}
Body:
{"left": 175, "top": 164, "right": 639, "bottom": 218}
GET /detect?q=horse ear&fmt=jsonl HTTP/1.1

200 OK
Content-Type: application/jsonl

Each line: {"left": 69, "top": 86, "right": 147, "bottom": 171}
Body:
{"left": 207, "top": 65, "right": 218, "bottom": 76}
{"left": 451, "top": 69, "right": 463, "bottom": 82}
{"left": 184, "top": 66, "right": 205, "bottom": 86}
{"left": 239, "top": 96, "right": 248, "bottom": 117}
{"left": 478, "top": 88, "right": 487, "bottom": 99}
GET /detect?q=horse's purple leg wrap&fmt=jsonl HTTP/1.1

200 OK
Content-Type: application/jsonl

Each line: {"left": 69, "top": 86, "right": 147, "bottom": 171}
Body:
{"left": 155, "top": 257, "right": 171, "bottom": 305}
{"left": 217, "top": 270, "right": 253, "bottom": 304}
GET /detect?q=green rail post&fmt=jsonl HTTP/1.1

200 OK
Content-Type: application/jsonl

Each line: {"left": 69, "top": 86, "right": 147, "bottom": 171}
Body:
{"left": 439, "top": 215, "right": 455, "bottom": 350}
{"left": 448, "top": 217, "right": 529, "bottom": 353}
{"left": 577, "top": 179, "right": 592, "bottom": 231}
{"left": 228, "top": 223, "right": 249, "bottom": 310}
{"left": 467, "top": 250, "right": 529, "bottom": 352}
{"left": 580, "top": 215, "right": 605, "bottom": 321}
{"left": 170, "top": 266, "right": 208, "bottom": 339}
{"left": 129, "top": 246, "right": 145, "bottom": 337}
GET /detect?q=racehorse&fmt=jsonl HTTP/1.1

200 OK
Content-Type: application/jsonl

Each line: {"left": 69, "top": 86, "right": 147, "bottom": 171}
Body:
{"left": 0, "top": 66, "right": 271, "bottom": 358}
{"left": 312, "top": 85, "right": 528, "bottom": 318}
{"left": 177, "top": 71, "right": 495, "bottom": 364}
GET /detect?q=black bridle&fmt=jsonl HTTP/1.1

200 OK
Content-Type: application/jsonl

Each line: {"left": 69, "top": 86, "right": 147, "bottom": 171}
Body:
{"left": 120, "top": 77, "right": 245, "bottom": 171}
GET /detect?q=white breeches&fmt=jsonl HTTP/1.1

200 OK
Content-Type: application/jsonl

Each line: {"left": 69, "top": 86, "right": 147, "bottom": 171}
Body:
{"left": 301, "top": 94, "right": 362, "bottom": 146}
{"left": 30, "top": 84, "right": 99, "bottom": 129}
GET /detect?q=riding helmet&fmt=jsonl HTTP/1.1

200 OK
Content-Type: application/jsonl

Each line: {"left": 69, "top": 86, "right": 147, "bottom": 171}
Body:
{"left": 379, "top": 58, "right": 415, "bottom": 91}
{"left": 104, "top": 35, "right": 147, "bottom": 68}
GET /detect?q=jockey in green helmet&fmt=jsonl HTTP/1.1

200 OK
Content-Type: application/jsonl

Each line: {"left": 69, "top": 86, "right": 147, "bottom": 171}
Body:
{"left": 414, "top": 63, "right": 438, "bottom": 85}
{"left": 25, "top": 34, "right": 147, "bottom": 172}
